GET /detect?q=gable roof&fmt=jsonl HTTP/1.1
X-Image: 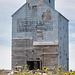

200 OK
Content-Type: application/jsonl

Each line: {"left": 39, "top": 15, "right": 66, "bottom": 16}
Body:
{"left": 45, "top": 2, "right": 69, "bottom": 21}
{"left": 11, "top": 3, "right": 27, "bottom": 17}
{"left": 11, "top": 1, "right": 69, "bottom": 21}
{"left": 58, "top": 13, "right": 69, "bottom": 21}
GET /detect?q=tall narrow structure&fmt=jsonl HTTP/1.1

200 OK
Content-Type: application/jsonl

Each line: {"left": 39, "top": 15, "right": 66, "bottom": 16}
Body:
{"left": 12, "top": 0, "right": 69, "bottom": 71}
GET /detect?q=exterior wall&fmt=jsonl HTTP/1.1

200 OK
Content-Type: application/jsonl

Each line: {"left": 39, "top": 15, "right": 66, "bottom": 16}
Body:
{"left": 58, "top": 14, "right": 69, "bottom": 71}
{"left": 12, "top": 2, "right": 58, "bottom": 42}
{"left": 12, "top": 0, "right": 69, "bottom": 71}
{"left": 12, "top": 38, "right": 58, "bottom": 70}
{"left": 12, "top": 39, "right": 33, "bottom": 69}
{"left": 12, "top": 1, "right": 59, "bottom": 69}
{"left": 33, "top": 45, "right": 58, "bottom": 69}
{"left": 43, "top": 0, "right": 55, "bottom": 8}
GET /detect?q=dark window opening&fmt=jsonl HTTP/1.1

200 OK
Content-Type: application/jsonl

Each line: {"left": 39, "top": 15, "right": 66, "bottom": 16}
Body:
{"left": 32, "top": 6, "right": 37, "bottom": 11}
{"left": 32, "top": 50, "right": 34, "bottom": 52}
{"left": 36, "top": 58, "right": 40, "bottom": 60}
{"left": 49, "top": 0, "right": 50, "bottom": 3}
{"left": 27, "top": 61, "right": 41, "bottom": 70}
{"left": 27, "top": 61, "right": 34, "bottom": 70}
{"left": 33, "top": 6, "right": 37, "bottom": 8}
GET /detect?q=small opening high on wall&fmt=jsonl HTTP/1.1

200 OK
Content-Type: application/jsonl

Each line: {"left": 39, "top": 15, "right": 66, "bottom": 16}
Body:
{"left": 49, "top": 0, "right": 50, "bottom": 3}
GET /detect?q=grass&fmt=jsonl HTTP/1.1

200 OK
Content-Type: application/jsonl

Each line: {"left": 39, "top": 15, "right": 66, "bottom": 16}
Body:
{"left": 0, "top": 71, "right": 75, "bottom": 75}
{"left": 0, "top": 65, "right": 75, "bottom": 75}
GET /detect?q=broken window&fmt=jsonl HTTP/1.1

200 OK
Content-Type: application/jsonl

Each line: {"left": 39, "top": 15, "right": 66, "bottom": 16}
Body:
{"left": 33, "top": 6, "right": 37, "bottom": 8}
{"left": 32, "top": 6, "right": 37, "bottom": 11}
{"left": 32, "top": 50, "right": 34, "bottom": 52}
{"left": 36, "top": 58, "right": 40, "bottom": 60}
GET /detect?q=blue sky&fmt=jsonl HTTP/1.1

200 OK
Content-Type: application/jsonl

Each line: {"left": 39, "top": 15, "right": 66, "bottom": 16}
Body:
{"left": 0, "top": 0, "right": 75, "bottom": 70}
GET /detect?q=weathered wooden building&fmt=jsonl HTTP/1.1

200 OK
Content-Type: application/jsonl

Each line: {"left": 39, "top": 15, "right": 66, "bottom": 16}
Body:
{"left": 12, "top": 0, "right": 69, "bottom": 71}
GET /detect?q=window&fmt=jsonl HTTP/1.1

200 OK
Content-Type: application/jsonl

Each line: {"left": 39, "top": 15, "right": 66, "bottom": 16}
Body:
{"left": 32, "top": 50, "right": 34, "bottom": 52}
{"left": 49, "top": 0, "right": 50, "bottom": 3}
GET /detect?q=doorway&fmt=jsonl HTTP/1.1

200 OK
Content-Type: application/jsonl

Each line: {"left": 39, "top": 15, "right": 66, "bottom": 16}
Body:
{"left": 27, "top": 61, "right": 41, "bottom": 70}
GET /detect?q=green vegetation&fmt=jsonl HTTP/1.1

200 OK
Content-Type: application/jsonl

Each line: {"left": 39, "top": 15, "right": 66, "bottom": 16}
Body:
{"left": 0, "top": 65, "right": 75, "bottom": 75}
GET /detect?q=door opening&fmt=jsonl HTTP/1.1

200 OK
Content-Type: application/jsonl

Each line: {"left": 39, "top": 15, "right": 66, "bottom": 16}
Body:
{"left": 27, "top": 61, "right": 41, "bottom": 70}
{"left": 27, "top": 61, "right": 34, "bottom": 70}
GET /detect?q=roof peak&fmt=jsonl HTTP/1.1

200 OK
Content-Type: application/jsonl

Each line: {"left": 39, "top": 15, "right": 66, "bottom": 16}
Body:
{"left": 26, "top": 0, "right": 55, "bottom": 9}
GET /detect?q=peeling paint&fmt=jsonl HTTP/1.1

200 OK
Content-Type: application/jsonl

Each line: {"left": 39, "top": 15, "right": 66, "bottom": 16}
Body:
{"left": 37, "top": 29, "right": 43, "bottom": 39}
{"left": 42, "top": 10, "right": 51, "bottom": 22}
{"left": 28, "top": 1, "right": 32, "bottom": 8}
{"left": 35, "top": 0, "right": 44, "bottom": 6}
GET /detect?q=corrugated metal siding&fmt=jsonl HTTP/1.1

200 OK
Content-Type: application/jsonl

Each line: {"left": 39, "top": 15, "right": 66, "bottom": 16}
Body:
{"left": 12, "top": 2, "right": 58, "bottom": 42}
{"left": 58, "top": 14, "right": 69, "bottom": 71}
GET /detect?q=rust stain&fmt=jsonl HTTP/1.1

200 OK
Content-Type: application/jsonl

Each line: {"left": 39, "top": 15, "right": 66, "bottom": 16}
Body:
{"left": 47, "top": 33, "right": 51, "bottom": 35}
{"left": 37, "top": 33, "right": 43, "bottom": 37}
{"left": 28, "top": 0, "right": 44, "bottom": 8}
{"left": 37, "top": 29, "right": 42, "bottom": 33}
{"left": 28, "top": 1, "right": 32, "bottom": 8}
{"left": 42, "top": 10, "right": 51, "bottom": 22}
{"left": 37, "top": 29, "right": 43, "bottom": 39}
{"left": 35, "top": 0, "right": 44, "bottom": 6}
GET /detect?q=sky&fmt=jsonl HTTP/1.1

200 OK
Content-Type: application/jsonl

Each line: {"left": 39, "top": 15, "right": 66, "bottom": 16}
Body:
{"left": 0, "top": 0, "right": 75, "bottom": 70}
